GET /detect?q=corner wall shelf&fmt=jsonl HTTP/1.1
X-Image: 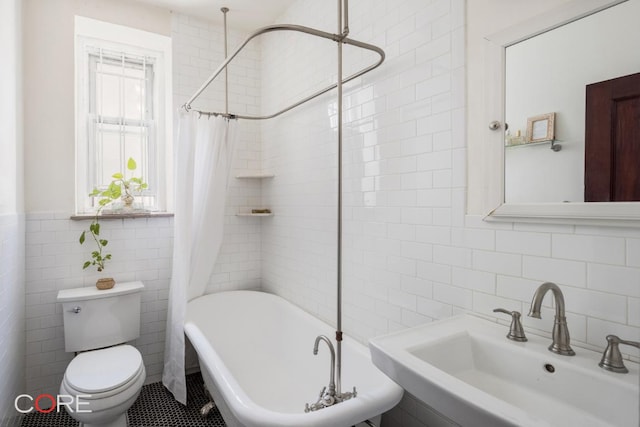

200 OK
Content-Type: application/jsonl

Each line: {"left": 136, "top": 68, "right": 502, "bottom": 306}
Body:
{"left": 235, "top": 173, "right": 275, "bottom": 216}
{"left": 235, "top": 173, "right": 275, "bottom": 179}
{"left": 236, "top": 212, "right": 274, "bottom": 217}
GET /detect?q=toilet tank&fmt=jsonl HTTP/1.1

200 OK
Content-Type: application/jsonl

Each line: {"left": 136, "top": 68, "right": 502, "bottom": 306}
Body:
{"left": 57, "top": 281, "right": 144, "bottom": 352}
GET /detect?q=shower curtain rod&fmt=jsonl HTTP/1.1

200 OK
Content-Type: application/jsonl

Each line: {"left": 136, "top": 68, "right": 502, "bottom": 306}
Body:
{"left": 182, "top": 23, "right": 385, "bottom": 120}
{"left": 180, "top": 1, "right": 384, "bottom": 411}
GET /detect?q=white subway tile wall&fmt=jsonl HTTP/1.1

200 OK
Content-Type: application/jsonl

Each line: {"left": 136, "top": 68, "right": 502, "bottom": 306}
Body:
{"left": 257, "top": 1, "right": 640, "bottom": 426}
{"left": 19, "top": 1, "right": 640, "bottom": 426}
{"left": 24, "top": 214, "right": 174, "bottom": 396}
{"left": 0, "top": 214, "right": 25, "bottom": 425}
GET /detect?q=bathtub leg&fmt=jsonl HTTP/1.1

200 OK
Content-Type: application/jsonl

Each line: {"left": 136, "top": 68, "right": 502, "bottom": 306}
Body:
{"left": 200, "top": 401, "right": 216, "bottom": 417}
{"left": 200, "top": 381, "right": 217, "bottom": 417}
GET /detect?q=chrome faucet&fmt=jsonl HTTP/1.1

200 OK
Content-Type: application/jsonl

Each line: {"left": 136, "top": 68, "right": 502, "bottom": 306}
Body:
{"left": 305, "top": 335, "right": 357, "bottom": 412}
{"left": 528, "top": 282, "right": 575, "bottom": 356}
{"left": 315, "top": 335, "right": 337, "bottom": 404}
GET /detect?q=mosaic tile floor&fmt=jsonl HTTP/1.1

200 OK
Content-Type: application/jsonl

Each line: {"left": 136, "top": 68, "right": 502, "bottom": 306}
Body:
{"left": 20, "top": 373, "right": 226, "bottom": 427}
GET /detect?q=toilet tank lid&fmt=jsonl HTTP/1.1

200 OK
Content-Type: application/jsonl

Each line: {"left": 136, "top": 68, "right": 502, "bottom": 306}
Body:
{"left": 57, "top": 281, "right": 144, "bottom": 302}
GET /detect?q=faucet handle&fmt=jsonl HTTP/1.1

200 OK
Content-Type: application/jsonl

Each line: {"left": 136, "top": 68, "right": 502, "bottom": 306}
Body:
{"left": 598, "top": 335, "right": 640, "bottom": 373}
{"left": 493, "top": 308, "right": 528, "bottom": 342}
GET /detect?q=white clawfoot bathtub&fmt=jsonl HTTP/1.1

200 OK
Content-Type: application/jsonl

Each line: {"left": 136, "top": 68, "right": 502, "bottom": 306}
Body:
{"left": 185, "top": 291, "right": 403, "bottom": 427}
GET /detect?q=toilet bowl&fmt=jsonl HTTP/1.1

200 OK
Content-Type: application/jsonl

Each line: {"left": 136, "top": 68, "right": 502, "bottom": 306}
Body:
{"left": 57, "top": 282, "right": 146, "bottom": 427}
{"left": 60, "top": 345, "right": 146, "bottom": 427}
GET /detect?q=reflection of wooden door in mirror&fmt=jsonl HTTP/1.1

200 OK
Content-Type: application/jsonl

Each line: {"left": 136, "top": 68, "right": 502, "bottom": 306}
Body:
{"left": 585, "top": 72, "right": 640, "bottom": 202}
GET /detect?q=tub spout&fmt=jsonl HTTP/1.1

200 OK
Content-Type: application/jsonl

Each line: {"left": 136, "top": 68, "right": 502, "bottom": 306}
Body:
{"left": 305, "top": 335, "right": 357, "bottom": 412}
{"left": 313, "top": 335, "right": 336, "bottom": 400}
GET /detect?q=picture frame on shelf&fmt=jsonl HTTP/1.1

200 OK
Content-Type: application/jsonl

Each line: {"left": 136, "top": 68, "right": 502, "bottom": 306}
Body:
{"left": 526, "top": 112, "right": 555, "bottom": 143}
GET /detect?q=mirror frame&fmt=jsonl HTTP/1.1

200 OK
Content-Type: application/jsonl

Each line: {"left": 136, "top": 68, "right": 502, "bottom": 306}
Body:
{"left": 482, "top": 0, "right": 640, "bottom": 227}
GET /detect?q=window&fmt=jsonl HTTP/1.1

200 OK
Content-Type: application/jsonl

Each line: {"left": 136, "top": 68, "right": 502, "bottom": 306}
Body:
{"left": 75, "top": 17, "right": 172, "bottom": 214}
{"left": 88, "top": 49, "right": 156, "bottom": 208}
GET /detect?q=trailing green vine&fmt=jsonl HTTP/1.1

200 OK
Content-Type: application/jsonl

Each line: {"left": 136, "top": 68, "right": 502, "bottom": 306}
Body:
{"left": 79, "top": 158, "right": 148, "bottom": 272}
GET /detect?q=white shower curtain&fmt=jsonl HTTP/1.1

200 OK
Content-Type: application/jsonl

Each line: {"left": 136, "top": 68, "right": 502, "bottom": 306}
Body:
{"left": 163, "top": 112, "right": 237, "bottom": 404}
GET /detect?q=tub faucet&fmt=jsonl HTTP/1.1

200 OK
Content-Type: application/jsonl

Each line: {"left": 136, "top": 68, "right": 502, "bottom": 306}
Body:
{"left": 528, "top": 282, "right": 575, "bottom": 356}
{"left": 305, "top": 335, "right": 357, "bottom": 412}
{"left": 314, "top": 335, "right": 337, "bottom": 404}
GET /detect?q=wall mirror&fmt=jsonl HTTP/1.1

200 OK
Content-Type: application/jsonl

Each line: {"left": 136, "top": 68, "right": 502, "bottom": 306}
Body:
{"left": 483, "top": 0, "right": 640, "bottom": 227}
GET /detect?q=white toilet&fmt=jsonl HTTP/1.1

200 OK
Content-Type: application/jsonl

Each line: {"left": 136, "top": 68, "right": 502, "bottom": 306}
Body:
{"left": 57, "top": 281, "right": 146, "bottom": 427}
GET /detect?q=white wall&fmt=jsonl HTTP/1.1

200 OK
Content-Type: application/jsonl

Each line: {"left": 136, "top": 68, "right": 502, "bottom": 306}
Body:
{"left": 0, "top": 0, "right": 25, "bottom": 424}
{"left": 0, "top": 215, "right": 25, "bottom": 427}
{"left": 23, "top": 0, "right": 172, "bottom": 213}
{"left": 0, "top": 0, "right": 22, "bottom": 215}
{"left": 260, "top": 1, "right": 640, "bottom": 426}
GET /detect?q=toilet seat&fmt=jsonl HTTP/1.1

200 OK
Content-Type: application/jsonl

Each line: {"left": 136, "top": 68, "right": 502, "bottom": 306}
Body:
{"left": 64, "top": 345, "right": 144, "bottom": 397}
{"left": 60, "top": 348, "right": 146, "bottom": 427}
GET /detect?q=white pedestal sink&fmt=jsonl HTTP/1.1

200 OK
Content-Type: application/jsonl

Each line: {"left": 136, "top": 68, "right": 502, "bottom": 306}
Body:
{"left": 369, "top": 314, "right": 639, "bottom": 427}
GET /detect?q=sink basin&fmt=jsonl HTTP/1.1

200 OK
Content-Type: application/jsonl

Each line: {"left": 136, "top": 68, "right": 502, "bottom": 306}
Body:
{"left": 369, "top": 314, "right": 639, "bottom": 427}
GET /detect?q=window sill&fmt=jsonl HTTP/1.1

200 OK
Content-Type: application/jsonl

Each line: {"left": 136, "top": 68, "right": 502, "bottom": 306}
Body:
{"left": 70, "top": 211, "right": 174, "bottom": 221}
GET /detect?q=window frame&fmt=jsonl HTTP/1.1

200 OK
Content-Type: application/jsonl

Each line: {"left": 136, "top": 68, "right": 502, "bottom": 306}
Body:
{"left": 74, "top": 16, "right": 173, "bottom": 214}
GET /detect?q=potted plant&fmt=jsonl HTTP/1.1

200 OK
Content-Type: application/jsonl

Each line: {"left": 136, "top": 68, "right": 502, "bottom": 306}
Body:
{"left": 79, "top": 157, "right": 148, "bottom": 289}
